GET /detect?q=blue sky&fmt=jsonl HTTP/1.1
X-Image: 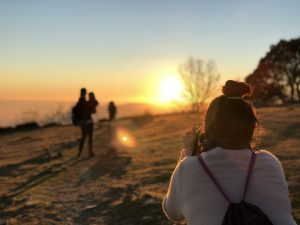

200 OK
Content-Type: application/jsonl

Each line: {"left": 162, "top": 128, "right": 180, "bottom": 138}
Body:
{"left": 0, "top": 0, "right": 299, "bottom": 102}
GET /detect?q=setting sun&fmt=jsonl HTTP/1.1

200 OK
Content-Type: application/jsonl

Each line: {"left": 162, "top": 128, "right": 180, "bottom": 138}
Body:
{"left": 158, "top": 75, "right": 183, "bottom": 103}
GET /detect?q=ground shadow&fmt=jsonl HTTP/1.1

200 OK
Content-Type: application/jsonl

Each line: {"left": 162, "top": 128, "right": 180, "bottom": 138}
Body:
{"left": 77, "top": 147, "right": 131, "bottom": 185}
{"left": 0, "top": 139, "right": 79, "bottom": 177}
{"left": 74, "top": 186, "right": 127, "bottom": 225}
{"left": 0, "top": 157, "right": 86, "bottom": 211}
{"left": 74, "top": 184, "right": 174, "bottom": 225}
{"left": 0, "top": 152, "right": 62, "bottom": 177}
{"left": 103, "top": 190, "right": 172, "bottom": 225}
{"left": 0, "top": 139, "right": 85, "bottom": 212}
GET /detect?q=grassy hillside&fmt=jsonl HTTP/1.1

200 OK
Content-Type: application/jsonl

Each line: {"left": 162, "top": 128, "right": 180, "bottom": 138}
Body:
{"left": 0, "top": 106, "right": 299, "bottom": 224}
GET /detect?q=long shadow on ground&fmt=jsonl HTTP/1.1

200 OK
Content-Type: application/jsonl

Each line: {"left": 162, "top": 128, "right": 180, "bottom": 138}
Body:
{"left": 0, "top": 139, "right": 79, "bottom": 177}
{"left": 0, "top": 156, "right": 83, "bottom": 211}
{"left": 77, "top": 147, "right": 131, "bottom": 186}
{"left": 0, "top": 139, "right": 82, "bottom": 211}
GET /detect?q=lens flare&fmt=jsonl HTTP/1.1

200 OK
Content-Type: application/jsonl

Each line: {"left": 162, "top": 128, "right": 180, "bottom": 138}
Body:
{"left": 115, "top": 127, "right": 137, "bottom": 148}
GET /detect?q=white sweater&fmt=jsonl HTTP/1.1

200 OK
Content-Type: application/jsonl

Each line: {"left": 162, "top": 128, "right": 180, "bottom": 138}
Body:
{"left": 163, "top": 147, "right": 296, "bottom": 225}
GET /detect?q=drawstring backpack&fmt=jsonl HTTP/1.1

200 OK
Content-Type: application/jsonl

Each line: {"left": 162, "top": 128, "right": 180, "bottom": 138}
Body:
{"left": 198, "top": 152, "right": 274, "bottom": 225}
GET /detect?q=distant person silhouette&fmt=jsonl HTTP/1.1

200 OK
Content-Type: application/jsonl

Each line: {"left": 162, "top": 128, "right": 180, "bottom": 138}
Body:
{"left": 108, "top": 101, "right": 117, "bottom": 122}
{"left": 77, "top": 88, "right": 96, "bottom": 157}
{"left": 88, "top": 92, "right": 99, "bottom": 114}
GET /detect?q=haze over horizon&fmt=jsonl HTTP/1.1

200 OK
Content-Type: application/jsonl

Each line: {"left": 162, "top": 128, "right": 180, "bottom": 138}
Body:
{"left": 1, "top": 0, "right": 300, "bottom": 103}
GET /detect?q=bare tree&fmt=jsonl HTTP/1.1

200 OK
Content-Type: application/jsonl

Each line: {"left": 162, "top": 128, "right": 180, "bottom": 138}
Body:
{"left": 179, "top": 57, "right": 220, "bottom": 112}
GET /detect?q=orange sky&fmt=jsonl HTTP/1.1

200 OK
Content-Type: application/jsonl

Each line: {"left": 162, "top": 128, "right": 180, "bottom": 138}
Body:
{"left": 1, "top": 1, "right": 299, "bottom": 104}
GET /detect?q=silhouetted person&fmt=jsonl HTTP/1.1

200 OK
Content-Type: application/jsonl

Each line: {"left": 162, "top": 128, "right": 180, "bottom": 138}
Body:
{"left": 77, "top": 88, "right": 96, "bottom": 157}
{"left": 88, "top": 92, "right": 99, "bottom": 114}
{"left": 108, "top": 101, "right": 117, "bottom": 122}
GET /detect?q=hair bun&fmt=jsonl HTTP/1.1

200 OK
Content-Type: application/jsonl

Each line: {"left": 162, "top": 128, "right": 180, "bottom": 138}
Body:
{"left": 222, "top": 80, "right": 251, "bottom": 97}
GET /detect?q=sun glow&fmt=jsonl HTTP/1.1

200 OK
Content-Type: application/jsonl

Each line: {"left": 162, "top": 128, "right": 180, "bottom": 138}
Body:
{"left": 158, "top": 75, "right": 183, "bottom": 103}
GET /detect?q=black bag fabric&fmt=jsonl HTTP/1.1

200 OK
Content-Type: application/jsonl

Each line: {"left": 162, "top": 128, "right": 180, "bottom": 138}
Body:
{"left": 71, "top": 104, "right": 80, "bottom": 125}
{"left": 222, "top": 200, "right": 273, "bottom": 225}
{"left": 198, "top": 152, "right": 274, "bottom": 225}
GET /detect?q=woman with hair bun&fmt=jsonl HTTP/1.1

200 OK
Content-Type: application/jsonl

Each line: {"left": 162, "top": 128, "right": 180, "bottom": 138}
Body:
{"left": 162, "top": 80, "right": 296, "bottom": 225}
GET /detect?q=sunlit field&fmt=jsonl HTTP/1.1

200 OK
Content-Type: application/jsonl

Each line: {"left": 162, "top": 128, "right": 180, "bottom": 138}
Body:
{"left": 0, "top": 105, "right": 299, "bottom": 224}
{"left": 1, "top": 1, "right": 299, "bottom": 224}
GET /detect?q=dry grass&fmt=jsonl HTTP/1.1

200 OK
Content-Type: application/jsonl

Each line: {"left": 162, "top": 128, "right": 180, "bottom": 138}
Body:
{"left": 0, "top": 106, "right": 299, "bottom": 224}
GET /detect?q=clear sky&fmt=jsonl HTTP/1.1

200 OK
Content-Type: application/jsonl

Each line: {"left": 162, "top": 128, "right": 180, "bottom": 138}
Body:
{"left": 1, "top": 0, "right": 299, "bottom": 103}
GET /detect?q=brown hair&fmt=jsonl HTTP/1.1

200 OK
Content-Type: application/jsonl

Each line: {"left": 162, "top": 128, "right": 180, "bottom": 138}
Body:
{"left": 203, "top": 80, "right": 258, "bottom": 150}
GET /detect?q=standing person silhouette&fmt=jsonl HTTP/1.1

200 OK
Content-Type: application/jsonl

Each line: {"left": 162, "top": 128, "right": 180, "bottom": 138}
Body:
{"left": 107, "top": 101, "right": 117, "bottom": 140}
{"left": 88, "top": 92, "right": 99, "bottom": 114}
{"left": 108, "top": 101, "right": 117, "bottom": 122}
{"left": 77, "top": 88, "right": 96, "bottom": 157}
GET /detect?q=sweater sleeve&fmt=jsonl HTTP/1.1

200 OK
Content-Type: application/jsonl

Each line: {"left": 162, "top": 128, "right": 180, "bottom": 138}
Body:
{"left": 162, "top": 161, "right": 184, "bottom": 221}
{"left": 257, "top": 151, "right": 297, "bottom": 224}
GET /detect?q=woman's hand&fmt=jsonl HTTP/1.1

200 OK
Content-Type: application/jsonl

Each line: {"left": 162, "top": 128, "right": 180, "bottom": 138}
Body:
{"left": 182, "top": 130, "right": 197, "bottom": 156}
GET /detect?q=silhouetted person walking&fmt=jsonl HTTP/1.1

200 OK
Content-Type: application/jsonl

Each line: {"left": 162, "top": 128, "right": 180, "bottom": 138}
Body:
{"left": 77, "top": 88, "right": 96, "bottom": 157}
{"left": 108, "top": 101, "right": 117, "bottom": 122}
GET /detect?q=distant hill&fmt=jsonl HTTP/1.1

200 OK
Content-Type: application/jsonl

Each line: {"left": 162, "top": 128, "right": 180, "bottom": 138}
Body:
{"left": 0, "top": 100, "right": 186, "bottom": 127}
{"left": 95, "top": 102, "right": 182, "bottom": 119}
